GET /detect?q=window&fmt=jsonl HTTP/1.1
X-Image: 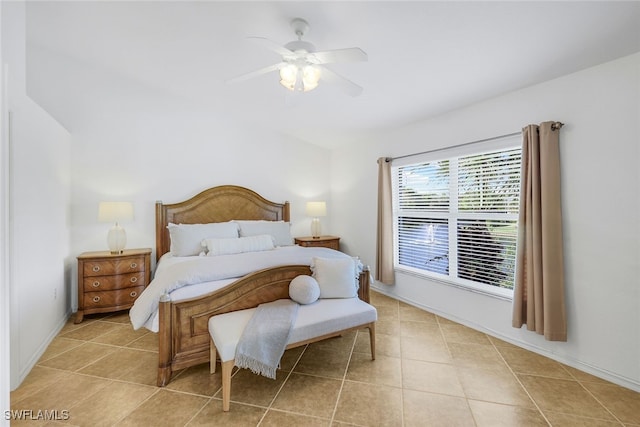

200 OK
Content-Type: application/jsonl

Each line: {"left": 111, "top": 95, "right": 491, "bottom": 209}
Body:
{"left": 393, "top": 138, "right": 521, "bottom": 297}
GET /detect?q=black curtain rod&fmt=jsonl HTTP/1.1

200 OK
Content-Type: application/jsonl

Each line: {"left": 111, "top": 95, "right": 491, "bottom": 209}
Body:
{"left": 388, "top": 122, "right": 564, "bottom": 162}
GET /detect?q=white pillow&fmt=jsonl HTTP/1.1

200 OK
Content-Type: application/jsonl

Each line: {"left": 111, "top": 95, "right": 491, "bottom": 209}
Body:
{"left": 168, "top": 222, "right": 239, "bottom": 257}
{"left": 310, "top": 257, "right": 358, "bottom": 299}
{"left": 289, "top": 275, "right": 320, "bottom": 305}
{"left": 204, "top": 235, "right": 274, "bottom": 256}
{"left": 235, "top": 220, "right": 294, "bottom": 247}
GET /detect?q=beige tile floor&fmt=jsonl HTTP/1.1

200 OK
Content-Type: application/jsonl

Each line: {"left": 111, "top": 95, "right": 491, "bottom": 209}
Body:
{"left": 10, "top": 291, "right": 640, "bottom": 426}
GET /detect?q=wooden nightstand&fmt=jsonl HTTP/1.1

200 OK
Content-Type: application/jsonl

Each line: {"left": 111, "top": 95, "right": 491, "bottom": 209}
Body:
{"left": 294, "top": 236, "right": 340, "bottom": 251}
{"left": 75, "top": 248, "right": 152, "bottom": 323}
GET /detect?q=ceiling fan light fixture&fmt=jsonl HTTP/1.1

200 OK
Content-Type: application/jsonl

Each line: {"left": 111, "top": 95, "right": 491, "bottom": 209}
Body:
{"left": 229, "top": 17, "right": 366, "bottom": 97}
{"left": 302, "top": 80, "right": 318, "bottom": 92}
{"left": 303, "top": 65, "right": 321, "bottom": 87}
{"left": 279, "top": 63, "right": 320, "bottom": 92}
{"left": 279, "top": 64, "right": 298, "bottom": 90}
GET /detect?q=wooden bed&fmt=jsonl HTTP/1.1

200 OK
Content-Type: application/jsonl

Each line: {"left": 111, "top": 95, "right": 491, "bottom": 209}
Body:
{"left": 154, "top": 185, "right": 370, "bottom": 386}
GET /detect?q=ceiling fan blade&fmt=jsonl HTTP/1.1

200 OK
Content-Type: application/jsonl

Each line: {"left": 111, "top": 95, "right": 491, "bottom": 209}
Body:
{"left": 319, "top": 66, "right": 363, "bottom": 97}
{"left": 310, "top": 47, "right": 367, "bottom": 64}
{"left": 225, "top": 62, "right": 284, "bottom": 84}
{"left": 247, "top": 37, "right": 293, "bottom": 57}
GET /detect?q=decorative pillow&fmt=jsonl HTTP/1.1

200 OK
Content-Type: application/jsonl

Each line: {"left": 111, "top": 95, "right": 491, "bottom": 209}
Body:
{"left": 289, "top": 275, "right": 320, "bottom": 305}
{"left": 235, "top": 220, "right": 294, "bottom": 247}
{"left": 168, "top": 222, "right": 239, "bottom": 257}
{"left": 203, "top": 234, "right": 274, "bottom": 256}
{"left": 310, "top": 257, "right": 358, "bottom": 298}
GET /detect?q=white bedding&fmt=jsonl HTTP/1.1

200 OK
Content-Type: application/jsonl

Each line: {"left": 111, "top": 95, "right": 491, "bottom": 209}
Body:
{"left": 129, "top": 246, "right": 356, "bottom": 332}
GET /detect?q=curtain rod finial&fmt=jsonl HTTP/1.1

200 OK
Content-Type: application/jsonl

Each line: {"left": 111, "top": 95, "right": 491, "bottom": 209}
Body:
{"left": 551, "top": 122, "right": 564, "bottom": 131}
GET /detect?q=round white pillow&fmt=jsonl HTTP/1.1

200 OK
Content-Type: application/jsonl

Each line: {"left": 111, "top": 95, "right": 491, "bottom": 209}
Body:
{"left": 289, "top": 275, "right": 320, "bottom": 305}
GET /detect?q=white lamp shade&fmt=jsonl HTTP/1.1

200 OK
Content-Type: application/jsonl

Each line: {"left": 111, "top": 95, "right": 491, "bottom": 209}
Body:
{"left": 305, "top": 201, "right": 327, "bottom": 217}
{"left": 98, "top": 202, "right": 134, "bottom": 223}
{"left": 302, "top": 65, "right": 321, "bottom": 91}
{"left": 279, "top": 64, "right": 298, "bottom": 90}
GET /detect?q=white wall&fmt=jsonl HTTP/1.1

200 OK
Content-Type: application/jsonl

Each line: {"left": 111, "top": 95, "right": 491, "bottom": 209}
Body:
{"left": 0, "top": 1, "right": 10, "bottom": 420}
{"left": 69, "top": 111, "right": 332, "bottom": 255}
{"left": 60, "top": 59, "right": 334, "bottom": 310}
{"left": 332, "top": 53, "right": 640, "bottom": 391}
{"left": 2, "top": 1, "right": 72, "bottom": 391}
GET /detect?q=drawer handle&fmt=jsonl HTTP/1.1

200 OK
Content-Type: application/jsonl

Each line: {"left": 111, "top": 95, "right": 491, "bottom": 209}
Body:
{"left": 130, "top": 277, "right": 137, "bottom": 283}
{"left": 92, "top": 281, "right": 100, "bottom": 288}
{"left": 130, "top": 262, "right": 137, "bottom": 269}
{"left": 92, "top": 266, "right": 101, "bottom": 272}
{"left": 92, "top": 296, "right": 101, "bottom": 303}
{"left": 130, "top": 291, "right": 137, "bottom": 298}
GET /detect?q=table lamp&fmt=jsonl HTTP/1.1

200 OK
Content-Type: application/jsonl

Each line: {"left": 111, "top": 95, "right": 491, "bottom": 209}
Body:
{"left": 305, "top": 201, "right": 326, "bottom": 239}
{"left": 98, "top": 201, "right": 134, "bottom": 254}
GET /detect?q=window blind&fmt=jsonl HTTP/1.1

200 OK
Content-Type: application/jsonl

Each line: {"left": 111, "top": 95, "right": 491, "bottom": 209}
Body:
{"left": 394, "top": 144, "right": 521, "bottom": 293}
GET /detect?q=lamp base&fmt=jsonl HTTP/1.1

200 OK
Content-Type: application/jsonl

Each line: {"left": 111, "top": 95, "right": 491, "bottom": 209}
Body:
{"left": 107, "top": 224, "right": 127, "bottom": 254}
{"left": 311, "top": 218, "right": 321, "bottom": 239}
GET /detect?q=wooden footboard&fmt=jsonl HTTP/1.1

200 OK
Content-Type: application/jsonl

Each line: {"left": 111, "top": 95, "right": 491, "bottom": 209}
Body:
{"left": 157, "top": 264, "right": 370, "bottom": 386}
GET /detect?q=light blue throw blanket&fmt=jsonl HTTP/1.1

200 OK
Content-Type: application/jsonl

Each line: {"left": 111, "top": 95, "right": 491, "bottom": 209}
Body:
{"left": 234, "top": 299, "right": 299, "bottom": 379}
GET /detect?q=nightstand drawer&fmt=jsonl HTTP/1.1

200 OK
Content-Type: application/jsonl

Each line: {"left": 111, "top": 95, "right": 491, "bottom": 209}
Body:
{"left": 83, "top": 256, "right": 146, "bottom": 277}
{"left": 83, "top": 272, "right": 145, "bottom": 292}
{"left": 295, "top": 236, "right": 340, "bottom": 251}
{"left": 83, "top": 286, "right": 145, "bottom": 309}
{"left": 301, "top": 240, "right": 339, "bottom": 250}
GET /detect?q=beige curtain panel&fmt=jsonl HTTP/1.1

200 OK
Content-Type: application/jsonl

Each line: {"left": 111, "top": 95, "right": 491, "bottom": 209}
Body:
{"left": 512, "top": 121, "right": 567, "bottom": 341}
{"left": 376, "top": 157, "right": 395, "bottom": 285}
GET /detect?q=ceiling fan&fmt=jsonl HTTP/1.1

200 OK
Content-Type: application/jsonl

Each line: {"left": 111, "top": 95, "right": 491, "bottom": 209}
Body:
{"left": 227, "top": 18, "right": 367, "bottom": 97}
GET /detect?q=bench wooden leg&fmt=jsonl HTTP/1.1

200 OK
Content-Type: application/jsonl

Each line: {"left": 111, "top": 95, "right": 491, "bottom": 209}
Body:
{"left": 368, "top": 323, "right": 376, "bottom": 360}
{"left": 221, "top": 360, "right": 234, "bottom": 412}
{"left": 210, "top": 339, "right": 217, "bottom": 374}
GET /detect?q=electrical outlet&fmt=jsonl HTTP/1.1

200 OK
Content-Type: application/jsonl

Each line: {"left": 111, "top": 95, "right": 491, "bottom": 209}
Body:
{"left": 54, "top": 288, "right": 57, "bottom": 299}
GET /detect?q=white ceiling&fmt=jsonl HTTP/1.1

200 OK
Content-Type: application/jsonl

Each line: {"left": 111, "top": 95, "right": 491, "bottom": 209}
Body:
{"left": 25, "top": 1, "right": 640, "bottom": 149}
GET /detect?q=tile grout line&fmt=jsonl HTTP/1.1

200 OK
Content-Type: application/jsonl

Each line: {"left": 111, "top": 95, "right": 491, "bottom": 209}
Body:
{"left": 435, "top": 314, "right": 481, "bottom": 427}
{"left": 489, "top": 339, "right": 552, "bottom": 427}
{"left": 255, "top": 344, "right": 309, "bottom": 425}
{"left": 35, "top": 340, "right": 85, "bottom": 364}
{"left": 181, "top": 393, "right": 212, "bottom": 427}
{"left": 109, "top": 386, "right": 163, "bottom": 426}
{"left": 327, "top": 330, "right": 359, "bottom": 426}
{"left": 36, "top": 322, "right": 160, "bottom": 381}
{"left": 494, "top": 349, "right": 627, "bottom": 425}
{"left": 559, "top": 364, "right": 626, "bottom": 426}
{"left": 397, "top": 301, "right": 406, "bottom": 427}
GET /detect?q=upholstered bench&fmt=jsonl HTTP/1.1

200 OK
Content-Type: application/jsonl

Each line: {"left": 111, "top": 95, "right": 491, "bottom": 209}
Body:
{"left": 208, "top": 297, "right": 377, "bottom": 411}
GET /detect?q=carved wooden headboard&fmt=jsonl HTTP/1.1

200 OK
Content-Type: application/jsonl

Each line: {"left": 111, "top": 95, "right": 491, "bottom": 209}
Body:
{"left": 155, "top": 185, "right": 290, "bottom": 261}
